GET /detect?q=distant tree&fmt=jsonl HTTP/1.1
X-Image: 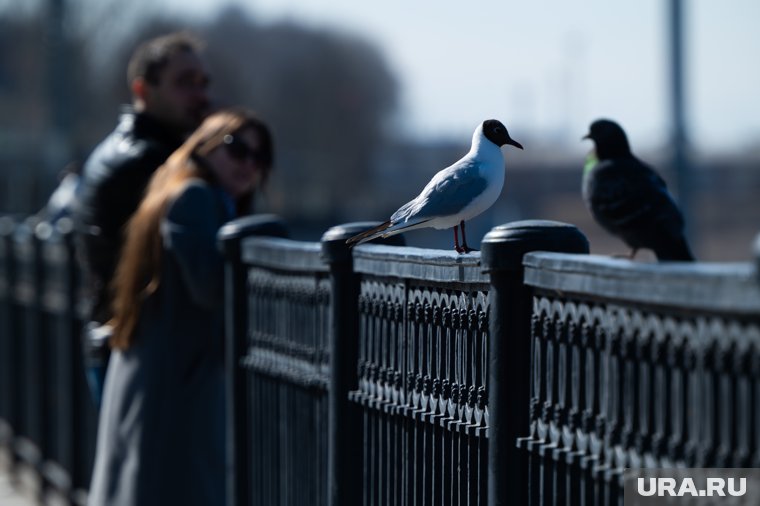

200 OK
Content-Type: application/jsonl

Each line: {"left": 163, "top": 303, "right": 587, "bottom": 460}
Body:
{"left": 0, "top": 15, "right": 47, "bottom": 132}
{"left": 200, "top": 7, "right": 399, "bottom": 221}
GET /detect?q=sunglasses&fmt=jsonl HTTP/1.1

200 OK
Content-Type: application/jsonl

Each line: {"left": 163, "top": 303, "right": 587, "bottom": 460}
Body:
{"left": 223, "top": 134, "right": 266, "bottom": 165}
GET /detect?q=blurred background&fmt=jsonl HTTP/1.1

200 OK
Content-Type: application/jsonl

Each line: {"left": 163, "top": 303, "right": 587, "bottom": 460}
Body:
{"left": 0, "top": 0, "right": 758, "bottom": 260}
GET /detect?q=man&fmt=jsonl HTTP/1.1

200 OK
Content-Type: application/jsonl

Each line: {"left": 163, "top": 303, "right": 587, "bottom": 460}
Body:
{"left": 73, "top": 32, "right": 211, "bottom": 404}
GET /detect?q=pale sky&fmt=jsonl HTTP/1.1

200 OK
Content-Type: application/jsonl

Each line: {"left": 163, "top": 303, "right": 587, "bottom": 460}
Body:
{"left": 162, "top": 0, "right": 759, "bottom": 154}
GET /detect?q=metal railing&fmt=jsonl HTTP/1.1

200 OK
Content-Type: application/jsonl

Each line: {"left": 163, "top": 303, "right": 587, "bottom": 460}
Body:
{"left": 220, "top": 215, "right": 330, "bottom": 506}
{"left": 350, "top": 244, "right": 490, "bottom": 506}
{"left": 220, "top": 219, "right": 590, "bottom": 506}
{"left": 2, "top": 212, "right": 758, "bottom": 506}
{"left": 0, "top": 215, "right": 97, "bottom": 506}
{"left": 519, "top": 253, "right": 760, "bottom": 505}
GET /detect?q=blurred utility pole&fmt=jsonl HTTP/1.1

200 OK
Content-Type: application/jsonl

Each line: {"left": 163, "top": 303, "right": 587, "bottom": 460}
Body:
{"left": 45, "top": 0, "right": 72, "bottom": 177}
{"left": 668, "top": 0, "right": 693, "bottom": 239}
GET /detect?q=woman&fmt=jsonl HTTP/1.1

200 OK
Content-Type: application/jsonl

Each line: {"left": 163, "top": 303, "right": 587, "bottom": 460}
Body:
{"left": 88, "top": 108, "right": 273, "bottom": 506}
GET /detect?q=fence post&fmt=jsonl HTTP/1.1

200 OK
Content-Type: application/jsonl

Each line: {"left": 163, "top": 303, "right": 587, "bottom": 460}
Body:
{"left": 14, "top": 216, "right": 45, "bottom": 483}
{"left": 0, "top": 216, "right": 18, "bottom": 452}
{"left": 60, "top": 216, "right": 97, "bottom": 501}
{"left": 321, "top": 222, "right": 404, "bottom": 506}
{"left": 481, "top": 220, "right": 589, "bottom": 506}
{"left": 754, "top": 232, "right": 760, "bottom": 283}
{"left": 218, "top": 214, "right": 288, "bottom": 506}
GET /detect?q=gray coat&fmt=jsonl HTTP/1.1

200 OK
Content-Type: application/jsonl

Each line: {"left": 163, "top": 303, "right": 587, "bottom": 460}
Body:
{"left": 88, "top": 180, "right": 233, "bottom": 506}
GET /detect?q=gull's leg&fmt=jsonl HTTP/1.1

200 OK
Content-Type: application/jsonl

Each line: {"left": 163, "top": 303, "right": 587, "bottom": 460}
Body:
{"left": 460, "top": 221, "right": 476, "bottom": 253}
{"left": 453, "top": 226, "right": 464, "bottom": 254}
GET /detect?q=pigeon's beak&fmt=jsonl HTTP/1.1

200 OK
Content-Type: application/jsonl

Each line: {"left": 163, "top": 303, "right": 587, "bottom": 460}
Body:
{"left": 582, "top": 132, "right": 591, "bottom": 141}
{"left": 506, "top": 138, "right": 524, "bottom": 150}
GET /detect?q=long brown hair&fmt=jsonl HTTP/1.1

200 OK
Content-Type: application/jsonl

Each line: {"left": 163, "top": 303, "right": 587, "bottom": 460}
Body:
{"left": 109, "top": 108, "right": 273, "bottom": 349}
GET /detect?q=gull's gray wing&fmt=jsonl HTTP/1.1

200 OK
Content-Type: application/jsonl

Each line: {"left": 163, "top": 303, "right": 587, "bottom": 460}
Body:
{"left": 391, "top": 159, "right": 487, "bottom": 223}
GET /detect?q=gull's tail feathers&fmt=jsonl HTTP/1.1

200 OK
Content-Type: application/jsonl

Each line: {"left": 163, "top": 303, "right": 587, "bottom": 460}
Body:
{"left": 346, "top": 221, "right": 392, "bottom": 247}
{"left": 346, "top": 218, "right": 431, "bottom": 247}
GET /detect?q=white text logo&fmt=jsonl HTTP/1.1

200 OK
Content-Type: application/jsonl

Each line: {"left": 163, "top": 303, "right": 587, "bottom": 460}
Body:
{"left": 637, "top": 477, "right": 747, "bottom": 497}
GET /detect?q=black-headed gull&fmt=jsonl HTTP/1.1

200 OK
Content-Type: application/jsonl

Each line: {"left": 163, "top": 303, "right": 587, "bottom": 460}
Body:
{"left": 347, "top": 119, "right": 523, "bottom": 253}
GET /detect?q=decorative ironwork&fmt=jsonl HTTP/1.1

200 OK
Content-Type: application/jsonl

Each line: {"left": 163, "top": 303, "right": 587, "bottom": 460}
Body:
{"left": 236, "top": 237, "right": 331, "bottom": 506}
{"left": 350, "top": 247, "right": 490, "bottom": 506}
{"left": 522, "top": 252, "right": 760, "bottom": 505}
{"left": 4, "top": 215, "right": 759, "bottom": 506}
{"left": 0, "top": 216, "right": 97, "bottom": 501}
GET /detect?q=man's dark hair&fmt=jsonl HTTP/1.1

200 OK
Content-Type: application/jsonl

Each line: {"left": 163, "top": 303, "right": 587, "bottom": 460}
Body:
{"left": 126, "top": 32, "right": 204, "bottom": 87}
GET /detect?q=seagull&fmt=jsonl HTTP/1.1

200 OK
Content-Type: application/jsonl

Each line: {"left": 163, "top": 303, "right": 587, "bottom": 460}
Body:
{"left": 582, "top": 118, "right": 695, "bottom": 261}
{"left": 346, "top": 119, "right": 523, "bottom": 253}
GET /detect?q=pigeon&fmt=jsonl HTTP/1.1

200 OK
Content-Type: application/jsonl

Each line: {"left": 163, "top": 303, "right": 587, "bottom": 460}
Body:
{"left": 346, "top": 119, "right": 523, "bottom": 253}
{"left": 582, "top": 118, "right": 695, "bottom": 261}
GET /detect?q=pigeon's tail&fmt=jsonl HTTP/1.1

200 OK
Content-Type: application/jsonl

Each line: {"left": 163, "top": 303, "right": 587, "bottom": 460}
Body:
{"left": 654, "top": 234, "right": 695, "bottom": 262}
{"left": 346, "top": 221, "right": 394, "bottom": 247}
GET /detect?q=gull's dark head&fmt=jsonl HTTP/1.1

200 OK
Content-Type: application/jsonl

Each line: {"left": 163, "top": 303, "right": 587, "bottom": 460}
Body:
{"left": 483, "top": 119, "right": 523, "bottom": 150}
{"left": 582, "top": 118, "right": 632, "bottom": 160}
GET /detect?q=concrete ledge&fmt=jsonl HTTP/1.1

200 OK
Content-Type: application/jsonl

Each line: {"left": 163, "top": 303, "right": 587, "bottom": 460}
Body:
{"left": 524, "top": 252, "right": 760, "bottom": 314}
{"left": 353, "top": 244, "right": 487, "bottom": 284}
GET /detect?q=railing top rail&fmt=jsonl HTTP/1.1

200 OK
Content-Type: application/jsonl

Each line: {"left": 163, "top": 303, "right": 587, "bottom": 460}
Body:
{"left": 241, "top": 236, "right": 327, "bottom": 273}
{"left": 524, "top": 251, "right": 760, "bottom": 314}
{"left": 352, "top": 244, "right": 488, "bottom": 284}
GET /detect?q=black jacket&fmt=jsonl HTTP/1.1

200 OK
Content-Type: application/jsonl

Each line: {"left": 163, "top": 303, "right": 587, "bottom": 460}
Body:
{"left": 73, "top": 108, "right": 185, "bottom": 323}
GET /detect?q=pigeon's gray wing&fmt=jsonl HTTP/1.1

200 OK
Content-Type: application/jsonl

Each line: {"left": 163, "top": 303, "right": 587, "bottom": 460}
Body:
{"left": 392, "top": 159, "right": 488, "bottom": 222}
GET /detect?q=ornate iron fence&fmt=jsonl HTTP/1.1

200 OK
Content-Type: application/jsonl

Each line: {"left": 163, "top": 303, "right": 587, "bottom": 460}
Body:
{"left": 220, "top": 216, "right": 330, "bottom": 506}
{"left": 2, "top": 212, "right": 759, "bottom": 506}
{"left": 0, "top": 215, "right": 96, "bottom": 505}
{"left": 221, "top": 219, "right": 589, "bottom": 506}
{"left": 519, "top": 253, "right": 760, "bottom": 505}
{"left": 349, "top": 245, "right": 491, "bottom": 506}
